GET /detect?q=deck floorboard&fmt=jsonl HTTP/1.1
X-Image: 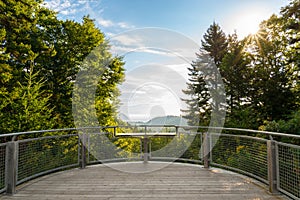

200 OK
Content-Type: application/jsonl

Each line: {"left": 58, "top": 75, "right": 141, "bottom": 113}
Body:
{"left": 0, "top": 162, "right": 288, "bottom": 200}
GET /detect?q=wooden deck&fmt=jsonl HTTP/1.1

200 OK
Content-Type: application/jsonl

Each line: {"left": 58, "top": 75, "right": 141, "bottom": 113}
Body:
{"left": 1, "top": 162, "right": 287, "bottom": 200}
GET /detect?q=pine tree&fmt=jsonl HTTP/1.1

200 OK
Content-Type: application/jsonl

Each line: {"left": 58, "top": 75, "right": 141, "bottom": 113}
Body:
{"left": 182, "top": 22, "right": 227, "bottom": 126}
{"left": 181, "top": 55, "right": 211, "bottom": 126}
{"left": 201, "top": 22, "right": 228, "bottom": 67}
{"left": 0, "top": 65, "right": 55, "bottom": 133}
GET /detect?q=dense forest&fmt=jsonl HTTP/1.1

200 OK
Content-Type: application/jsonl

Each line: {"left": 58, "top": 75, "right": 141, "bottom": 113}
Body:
{"left": 0, "top": 0, "right": 299, "bottom": 134}
{"left": 0, "top": 0, "right": 125, "bottom": 134}
{"left": 182, "top": 0, "right": 300, "bottom": 134}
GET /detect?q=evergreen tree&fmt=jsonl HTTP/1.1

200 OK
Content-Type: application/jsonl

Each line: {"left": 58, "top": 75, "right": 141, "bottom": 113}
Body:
{"left": 182, "top": 22, "right": 227, "bottom": 126}
{"left": 181, "top": 54, "right": 211, "bottom": 126}
{"left": 0, "top": 65, "right": 55, "bottom": 133}
{"left": 201, "top": 22, "right": 228, "bottom": 67}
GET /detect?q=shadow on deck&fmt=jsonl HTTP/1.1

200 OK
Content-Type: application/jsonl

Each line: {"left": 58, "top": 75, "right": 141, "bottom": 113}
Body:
{"left": 0, "top": 162, "right": 287, "bottom": 200}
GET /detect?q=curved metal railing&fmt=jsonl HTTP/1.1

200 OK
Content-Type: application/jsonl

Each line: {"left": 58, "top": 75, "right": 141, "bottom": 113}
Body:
{"left": 0, "top": 126, "right": 299, "bottom": 199}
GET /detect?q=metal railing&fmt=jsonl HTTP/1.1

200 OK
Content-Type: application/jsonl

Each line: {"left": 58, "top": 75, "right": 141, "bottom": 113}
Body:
{"left": 0, "top": 126, "right": 299, "bottom": 199}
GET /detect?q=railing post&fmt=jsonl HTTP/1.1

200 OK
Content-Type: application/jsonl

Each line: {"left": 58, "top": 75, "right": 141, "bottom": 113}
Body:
{"left": 142, "top": 126, "right": 149, "bottom": 163}
{"left": 267, "top": 139, "right": 279, "bottom": 194}
{"left": 203, "top": 132, "right": 210, "bottom": 168}
{"left": 143, "top": 137, "right": 149, "bottom": 163}
{"left": 79, "top": 133, "right": 87, "bottom": 169}
{"left": 6, "top": 141, "right": 18, "bottom": 195}
{"left": 113, "top": 127, "right": 116, "bottom": 137}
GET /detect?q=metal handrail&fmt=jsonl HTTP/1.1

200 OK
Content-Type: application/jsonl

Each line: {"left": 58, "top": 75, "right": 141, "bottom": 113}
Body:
{"left": 1, "top": 125, "right": 299, "bottom": 139}
{"left": 0, "top": 125, "right": 299, "bottom": 199}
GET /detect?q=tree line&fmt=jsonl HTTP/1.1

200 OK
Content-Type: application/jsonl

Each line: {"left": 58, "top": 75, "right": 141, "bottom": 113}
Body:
{"left": 0, "top": 0, "right": 299, "bottom": 135}
{"left": 182, "top": 0, "right": 300, "bottom": 133}
{"left": 0, "top": 0, "right": 125, "bottom": 134}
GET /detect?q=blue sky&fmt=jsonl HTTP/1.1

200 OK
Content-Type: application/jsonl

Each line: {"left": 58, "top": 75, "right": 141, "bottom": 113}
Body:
{"left": 45, "top": 0, "right": 289, "bottom": 40}
{"left": 45, "top": 0, "right": 290, "bottom": 122}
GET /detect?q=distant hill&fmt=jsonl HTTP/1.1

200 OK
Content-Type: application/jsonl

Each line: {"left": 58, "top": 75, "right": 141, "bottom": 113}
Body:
{"left": 129, "top": 116, "right": 188, "bottom": 126}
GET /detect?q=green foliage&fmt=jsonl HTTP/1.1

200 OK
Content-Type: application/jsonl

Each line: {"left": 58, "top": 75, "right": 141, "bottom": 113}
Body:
{"left": 225, "top": 106, "right": 260, "bottom": 129}
{"left": 40, "top": 16, "right": 110, "bottom": 127}
{"left": 220, "top": 33, "right": 251, "bottom": 111}
{"left": 280, "top": 0, "right": 300, "bottom": 108}
{"left": 17, "top": 135, "right": 78, "bottom": 181}
{"left": 246, "top": 16, "right": 295, "bottom": 121}
{"left": 182, "top": 22, "right": 227, "bottom": 126}
{"left": 184, "top": 1, "right": 300, "bottom": 131}
{"left": 0, "top": 67, "right": 55, "bottom": 133}
{"left": 95, "top": 57, "right": 125, "bottom": 126}
{"left": 212, "top": 137, "right": 268, "bottom": 180}
{"left": 260, "top": 109, "right": 300, "bottom": 135}
{"left": 0, "top": 1, "right": 125, "bottom": 133}
{"left": 201, "top": 22, "right": 228, "bottom": 67}
{"left": 181, "top": 58, "right": 211, "bottom": 126}
{"left": 113, "top": 137, "right": 141, "bottom": 157}
{"left": 0, "top": 28, "right": 12, "bottom": 87}
{"left": 181, "top": 134, "right": 201, "bottom": 160}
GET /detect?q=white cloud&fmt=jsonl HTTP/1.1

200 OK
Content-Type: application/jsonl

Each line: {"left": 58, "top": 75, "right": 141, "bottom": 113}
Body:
{"left": 109, "top": 29, "right": 199, "bottom": 63}
{"left": 44, "top": 0, "right": 81, "bottom": 15}
{"left": 96, "top": 18, "right": 135, "bottom": 30}
{"left": 117, "top": 22, "right": 135, "bottom": 29}
{"left": 44, "top": 0, "right": 134, "bottom": 32}
{"left": 165, "top": 63, "right": 190, "bottom": 80}
{"left": 60, "top": 9, "right": 77, "bottom": 15}
{"left": 111, "top": 29, "right": 201, "bottom": 121}
{"left": 139, "top": 48, "right": 175, "bottom": 56}
{"left": 112, "top": 35, "right": 143, "bottom": 47}
{"left": 97, "top": 18, "right": 114, "bottom": 27}
{"left": 118, "top": 64, "right": 189, "bottom": 121}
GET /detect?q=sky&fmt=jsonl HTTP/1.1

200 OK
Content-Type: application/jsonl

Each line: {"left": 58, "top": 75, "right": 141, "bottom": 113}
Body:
{"left": 45, "top": 0, "right": 290, "bottom": 122}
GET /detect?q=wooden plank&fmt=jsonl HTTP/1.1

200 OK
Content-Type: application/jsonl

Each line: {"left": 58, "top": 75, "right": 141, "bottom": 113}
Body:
{"left": 0, "top": 162, "right": 288, "bottom": 200}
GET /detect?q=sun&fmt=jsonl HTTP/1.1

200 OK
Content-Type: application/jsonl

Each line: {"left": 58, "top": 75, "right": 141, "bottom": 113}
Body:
{"left": 233, "top": 13, "right": 263, "bottom": 39}
{"left": 224, "top": 9, "right": 268, "bottom": 39}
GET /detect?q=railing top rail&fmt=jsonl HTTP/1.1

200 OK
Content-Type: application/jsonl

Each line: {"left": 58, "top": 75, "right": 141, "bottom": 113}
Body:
{"left": 215, "top": 126, "right": 300, "bottom": 139}
{"left": 1, "top": 125, "right": 299, "bottom": 140}
{"left": 173, "top": 125, "right": 300, "bottom": 139}
{"left": 116, "top": 132, "right": 177, "bottom": 137}
{"left": 0, "top": 127, "right": 98, "bottom": 139}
